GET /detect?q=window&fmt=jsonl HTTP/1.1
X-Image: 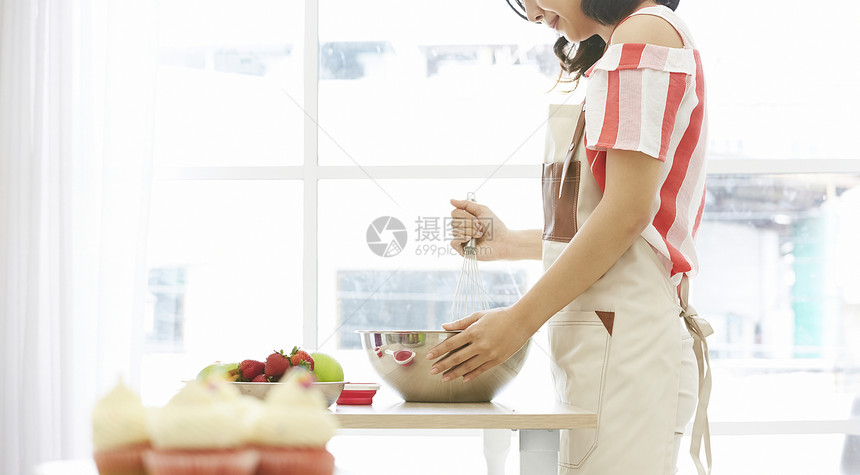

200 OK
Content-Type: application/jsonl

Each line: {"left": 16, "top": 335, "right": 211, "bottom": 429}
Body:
{"left": 317, "top": 0, "right": 567, "bottom": 167}
{"left": 153, "top": 0, "right": 305, "bottom": 167}
{"left": 143, "top": 0, "right": 860, "bottom": 472}
{"left": 694, "top": 174, "right": 860, "bottom": 473}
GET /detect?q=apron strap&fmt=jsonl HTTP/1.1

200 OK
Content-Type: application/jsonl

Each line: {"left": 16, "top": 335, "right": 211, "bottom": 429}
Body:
{"left": 558, "top": 105, "right": 587, "bottom": 199}
{"left": 680, "top": 273, "right": 713, "bottom": 475}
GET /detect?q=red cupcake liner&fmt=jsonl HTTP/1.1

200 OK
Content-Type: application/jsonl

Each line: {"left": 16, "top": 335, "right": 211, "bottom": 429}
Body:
{"left": 93, "top": 442, "right": 150, "bottom": 475}
{"left": 142, "top": 448, "right": 259, "bottom": 475}
{"left": 255, "top": 446, "right": 334, "bottom": 475}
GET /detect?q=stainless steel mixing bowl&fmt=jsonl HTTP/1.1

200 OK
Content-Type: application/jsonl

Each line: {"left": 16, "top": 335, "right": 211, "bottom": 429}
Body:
{"left": 356, "top": 330, "right": 529, "bottom": 402}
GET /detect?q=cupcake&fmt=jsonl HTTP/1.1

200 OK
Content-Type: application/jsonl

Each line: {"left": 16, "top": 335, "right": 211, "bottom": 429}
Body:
{"left": 91, "top": 379, "right": 150, "bottom": 475}
{"left": 144, "top": 378, "right": 260, "bottom": 475}
{"left": 249, "top": 370, "right": 339, "bottom": 475}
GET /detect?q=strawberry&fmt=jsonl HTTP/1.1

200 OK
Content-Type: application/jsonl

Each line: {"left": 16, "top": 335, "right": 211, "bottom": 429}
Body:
{"left": 251, "top": 373, "right": 268, "bottom": 383}
{"left": 238, "top": 359, "right": 266, "bottom": 381}
{"left": 265, "top": 350, "right": 290, "bottom": 379}
{"left": 289, "top": 346, "right": 314, "bottom": 371}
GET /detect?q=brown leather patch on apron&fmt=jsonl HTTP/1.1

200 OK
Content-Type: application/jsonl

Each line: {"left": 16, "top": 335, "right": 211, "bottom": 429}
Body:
{"left": 542, "top": 161, "right": 580, "bottom": 242}
{"left": 542, "top": 107, "right": 586, "bottom": 244}
{"left": 595, "top": 311, "right": 615, "bottom": 336}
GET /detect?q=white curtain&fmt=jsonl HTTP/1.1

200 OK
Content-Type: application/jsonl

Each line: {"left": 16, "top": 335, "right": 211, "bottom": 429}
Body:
{"left": 0, "top": 1, "right": 157, "bottom": 473}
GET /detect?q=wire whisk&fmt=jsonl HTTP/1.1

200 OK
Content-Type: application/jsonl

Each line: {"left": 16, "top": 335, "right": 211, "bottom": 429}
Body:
{"left": 452, "top": 192, "right": 490, "bottom": 320}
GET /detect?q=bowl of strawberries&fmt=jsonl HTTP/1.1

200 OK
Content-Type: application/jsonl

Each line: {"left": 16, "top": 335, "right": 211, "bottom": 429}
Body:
{"left": 197, "top": 347, "right": 346, "bottom": 406}
{"left": 231, "top": 381, "right": 345, "bottom": 407}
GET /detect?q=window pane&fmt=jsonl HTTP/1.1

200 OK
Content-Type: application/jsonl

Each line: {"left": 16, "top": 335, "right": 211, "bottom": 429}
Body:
{"left": 681, "top": 2, "right": 860, "bottom": 160}
{"left": 154, "top": 0, "right": 304, "bottom": 167}
{"left": 319, "top": 1, "right": 860, "bottom": 166}
{"left": 142, "top": 180, "right": 302, "bottom": 405}
{"left": 698, "top": 174, "right": 860, "bottom": 422}
{"left": 318, "top": 0, "right": 569, "bottom": 166}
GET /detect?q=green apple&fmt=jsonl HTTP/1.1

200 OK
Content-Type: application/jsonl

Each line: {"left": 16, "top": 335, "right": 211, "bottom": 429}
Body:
{"left": 196, "top": 361, "right": 239, "bottom": 381}
{"left": 310, "top": 352, "right": 344, "bottom": 382}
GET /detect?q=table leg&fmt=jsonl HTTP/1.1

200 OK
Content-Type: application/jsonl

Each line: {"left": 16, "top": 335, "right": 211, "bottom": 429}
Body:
{"left": 482, "top": 429, "right": 511, "bottom": 475}
{"left": 519, "top": 429, "right": 559, "bottom": 475}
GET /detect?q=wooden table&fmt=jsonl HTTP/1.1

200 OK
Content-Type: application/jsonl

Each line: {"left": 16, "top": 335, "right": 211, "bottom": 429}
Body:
{"left": 333, "top": 399, "right": 597, "bottom": 475}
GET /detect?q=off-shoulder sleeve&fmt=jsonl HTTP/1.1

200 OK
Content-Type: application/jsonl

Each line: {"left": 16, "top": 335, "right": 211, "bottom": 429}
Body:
{"left": 584, "top": 43, "right": 699, "bottom": 161}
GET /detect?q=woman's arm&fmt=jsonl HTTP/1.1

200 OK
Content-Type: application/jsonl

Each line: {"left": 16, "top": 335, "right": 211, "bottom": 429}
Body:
{"left": 511, "top": 149, "right": 662, "bottom": 331}
{"left": 428, "top": 149, "right": 663, "bottom": 380}
{"left": 505, "top": 229, "right": 543, "bottom": 261}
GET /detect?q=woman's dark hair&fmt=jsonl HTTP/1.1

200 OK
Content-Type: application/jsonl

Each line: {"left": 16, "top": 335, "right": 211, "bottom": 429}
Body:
{"left": 554, "top": 0, "right": 680, "bottom": 87}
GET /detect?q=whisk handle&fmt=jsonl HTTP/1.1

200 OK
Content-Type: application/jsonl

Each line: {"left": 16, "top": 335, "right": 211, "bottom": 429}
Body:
{"left": 465, "top": 192, "right": 478, "bottom": 250}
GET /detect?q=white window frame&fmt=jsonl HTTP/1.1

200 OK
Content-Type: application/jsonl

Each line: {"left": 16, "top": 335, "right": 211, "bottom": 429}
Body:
{"left": 150, "top": 0, "right": 860, "bottom": 440}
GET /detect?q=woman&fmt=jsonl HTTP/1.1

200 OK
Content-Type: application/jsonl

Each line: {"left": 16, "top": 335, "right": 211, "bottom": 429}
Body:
{"left": 427, "top": 0, "right": 712, "bottom": 474}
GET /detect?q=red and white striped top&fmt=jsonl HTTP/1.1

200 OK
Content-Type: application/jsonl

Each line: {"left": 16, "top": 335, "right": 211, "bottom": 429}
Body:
{"left": 584, "top": 5, "right": 708, "bottom": 285}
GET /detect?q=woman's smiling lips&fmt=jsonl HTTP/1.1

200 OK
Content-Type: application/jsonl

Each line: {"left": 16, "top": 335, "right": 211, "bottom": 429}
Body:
{"left": 548, "top": 16, "right": 559, "bottom": 30}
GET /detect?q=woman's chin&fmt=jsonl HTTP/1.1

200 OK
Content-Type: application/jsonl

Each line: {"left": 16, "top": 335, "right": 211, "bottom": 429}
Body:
{"left": 559, "top": 30, "right": 581, "bottom": 43}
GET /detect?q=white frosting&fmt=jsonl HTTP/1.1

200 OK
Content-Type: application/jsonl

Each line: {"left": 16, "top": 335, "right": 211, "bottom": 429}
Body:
{"left": 149, "top": 379, "right": 257, "bottom": 449}
{"left": 91, "top": 381, "right": 150, "bottom": 451}
{"left": 249, "top": 371, "right": 338, "bottom": 447}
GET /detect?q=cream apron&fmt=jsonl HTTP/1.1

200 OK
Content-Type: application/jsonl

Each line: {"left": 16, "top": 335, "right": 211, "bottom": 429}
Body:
{"left": 541, "top": 103, "right": 713, "bottom": 475}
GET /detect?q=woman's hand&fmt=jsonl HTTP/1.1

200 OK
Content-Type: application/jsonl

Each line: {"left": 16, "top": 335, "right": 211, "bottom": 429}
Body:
{"left": 450, "top": 199, "right": 544, "bottom": 261}
{"left": 449, "top": 198, "right": 510, "bottom": 261}
{"left": 426, "top": 307, "right": 535, "bottom": 382}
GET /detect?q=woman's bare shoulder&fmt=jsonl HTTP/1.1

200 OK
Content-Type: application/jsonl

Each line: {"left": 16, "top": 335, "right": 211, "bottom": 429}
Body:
{"left": 610, "top": 14, "right": 684, "bottom": 48}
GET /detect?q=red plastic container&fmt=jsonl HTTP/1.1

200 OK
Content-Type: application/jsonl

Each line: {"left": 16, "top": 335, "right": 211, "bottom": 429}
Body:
{"left": 336, "top": 383, "right": 381, "bottom": 405}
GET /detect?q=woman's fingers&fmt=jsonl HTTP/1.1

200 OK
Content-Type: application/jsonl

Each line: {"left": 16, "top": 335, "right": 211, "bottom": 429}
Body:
{"left": 449, "top": 214, "right": 482, "bottom": 258}
{"left": 427, "top": 331, "right": 464, "bottom": 361}
{"left": 450, "top": 198, "right": 484, "bottom": 217}
{"left": 450, "top": 207, "right": 474, "bottom": 220}
{"left": 437, "top": 352, "right": 494, "bottom": 382}
{"left": 429, "top": 307, "right": 530, "bottom": 383}
{"left": 462, "top": 361, "right": 495, "bottom": 382}
{"left": 441, "top": 354, "right": 486, "bottom": 382}
{"left": 442, "top": 312, "right": 481, "bottom": 331}
{"left": 450, "top": 208, "right": 485, "bottom": 239}
{"left": 429, "top": 344, "right": 474, "bottom": 376}
{"left": 428, "top": 312, "right": 488, "bottom": 377}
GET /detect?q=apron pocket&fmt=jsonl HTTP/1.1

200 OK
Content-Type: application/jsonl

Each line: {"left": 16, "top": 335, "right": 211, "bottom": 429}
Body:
{"left": 549, "top": 310, "right": 612, "bottom": 468}
{"left": 542, "top": 160, "right": 580, "bottom": 243}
